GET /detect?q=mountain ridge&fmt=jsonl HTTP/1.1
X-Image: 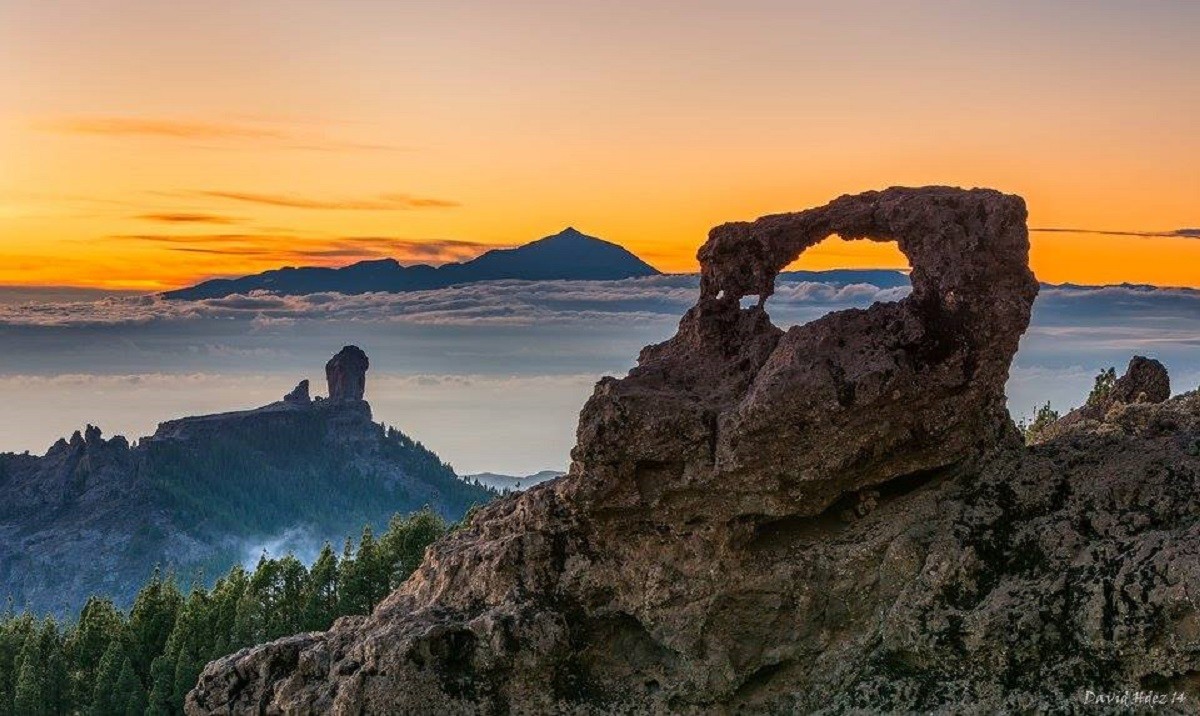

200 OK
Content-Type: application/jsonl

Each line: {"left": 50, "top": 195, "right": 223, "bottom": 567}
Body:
{"left": 0, "top": 346, "right": 493, "bottom": 617}
{"left": 163, "top": 227, "right": 661, "bottom": 300}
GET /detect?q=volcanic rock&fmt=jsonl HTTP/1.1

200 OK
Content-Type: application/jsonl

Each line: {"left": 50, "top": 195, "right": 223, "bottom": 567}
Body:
{"left": 283, "top": 379, "right": 311, "bottom": 405}
{"left": 1107, "top": 355, "right": 1171, "bottom": 407}
{"left": 188, "top": 188, "right": 1200, "bottom": 714}
{"left": 325, "top": 345, "right": 369, "bottom": 402}
{"left": 1035, "top": 355, "right": 1173, "bottom": 444}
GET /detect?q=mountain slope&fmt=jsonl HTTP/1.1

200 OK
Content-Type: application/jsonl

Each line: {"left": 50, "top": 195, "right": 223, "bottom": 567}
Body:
{"left": 0, "top": 347, "right": 493, "bottom": 617}
{"left": 461, "top": 470, "right": 564, "bottom": 492}
{"left": 164, "top": 228, "right": 660, "bottom": 300}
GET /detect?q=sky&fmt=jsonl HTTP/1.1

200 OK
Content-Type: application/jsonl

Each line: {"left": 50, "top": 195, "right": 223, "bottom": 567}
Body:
{"left": 1, "top": 0, "right": 1198, "bottom": 290}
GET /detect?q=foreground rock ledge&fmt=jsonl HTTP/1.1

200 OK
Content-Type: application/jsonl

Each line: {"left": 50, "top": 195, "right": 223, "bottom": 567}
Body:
{"left": 188, "top": 188, "right": 1200, "bottom": 714}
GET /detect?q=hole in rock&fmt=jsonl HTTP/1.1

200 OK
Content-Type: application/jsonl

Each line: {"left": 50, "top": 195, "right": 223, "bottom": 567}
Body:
{"left": 758, "top": 234, "right": 912, "bottom": 330}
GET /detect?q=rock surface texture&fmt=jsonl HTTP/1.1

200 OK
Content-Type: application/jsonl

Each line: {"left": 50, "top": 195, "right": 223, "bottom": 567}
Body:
{"left": 325, "top": 345, "right": 369, "bottom": 402}
{"left": 188, "top": 187, "right": 1200, "bottom": 714}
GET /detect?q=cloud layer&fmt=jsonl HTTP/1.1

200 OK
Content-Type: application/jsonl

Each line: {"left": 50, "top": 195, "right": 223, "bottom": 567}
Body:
{"left": 0, "top": 275, "right": 909, "bottom": 328}
{"left": 1, "top": 275, "right": 1197, "bottom": 472}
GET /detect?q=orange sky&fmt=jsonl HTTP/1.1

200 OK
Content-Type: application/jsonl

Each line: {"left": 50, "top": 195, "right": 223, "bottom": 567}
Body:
{"left": 1, "top": 1, "right": 1197, "bottom": 291}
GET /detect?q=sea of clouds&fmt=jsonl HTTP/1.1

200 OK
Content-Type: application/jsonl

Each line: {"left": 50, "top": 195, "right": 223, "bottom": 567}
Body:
{"left": 0, "top": 276, "right": 1196, "bottom": 473}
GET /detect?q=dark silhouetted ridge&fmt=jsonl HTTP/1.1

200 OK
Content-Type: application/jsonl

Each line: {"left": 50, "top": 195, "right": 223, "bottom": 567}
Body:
{"left": 164, "top": 228, "right": 660, "bottom": 299}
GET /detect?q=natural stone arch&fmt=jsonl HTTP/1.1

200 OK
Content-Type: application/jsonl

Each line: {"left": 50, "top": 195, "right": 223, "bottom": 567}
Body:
{"left": 572, "top": 186, "right": 1039, "bottom": 522}
{"left": 698, "top": 186, "right": 1034, "bottom": 330}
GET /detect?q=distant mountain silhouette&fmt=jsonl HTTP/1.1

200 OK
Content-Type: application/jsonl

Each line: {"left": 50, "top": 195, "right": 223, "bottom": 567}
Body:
{"left": 164, "top": 228, "right": 661, "bottom": 300}
{"left": 778, "top": 268, "right": 910, "bottom": 289}
{"left": 462, "top": 470, "right": 565, "bottom": 493}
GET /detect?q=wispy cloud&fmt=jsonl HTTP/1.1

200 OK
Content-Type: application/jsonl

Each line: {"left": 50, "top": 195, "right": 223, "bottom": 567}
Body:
{"left": 107, "top": 233, "right": 495, "bottom": 265}
{"left": 196, "top": 191, "right": 459, "bottom": 210}
{"left": 1032, "top": 227, "right": 1200, "bottom": 239}
{"left": 134, "top": 212, "right": 243, "bottom": 225}
{"left": 34, "top": 116, "right": 407, "bottom": 152}
{"left": 37, "top": 117, "right": 287, "bottom": 140}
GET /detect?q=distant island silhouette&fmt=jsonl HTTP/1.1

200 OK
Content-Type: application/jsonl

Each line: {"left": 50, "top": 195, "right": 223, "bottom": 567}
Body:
{"left": 164, "top": 227, "right": 662, "bottom": 300}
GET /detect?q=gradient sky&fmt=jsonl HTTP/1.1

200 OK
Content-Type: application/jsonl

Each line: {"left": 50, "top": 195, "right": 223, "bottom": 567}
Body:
{"left": 1, "top": 0, "right": 1197, "bottom": 290}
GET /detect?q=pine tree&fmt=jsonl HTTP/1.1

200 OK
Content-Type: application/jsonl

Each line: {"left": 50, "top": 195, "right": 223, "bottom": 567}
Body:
{"left": 339, "top": 526, "right": 384, "bottom": 615}
{"left": 115, "top": 657, "right": 147, "bottom": 716}
{"left": 170, "top": 634, "right": 206, "bottom": 712}
{"left": 302, "top": 543, "right": 339, "bottom": 630}
{"left": 68, "top": 596, "right": 126, "bottom": 711}
{"left": 336, "top": 536, "right": 360, "bottom": 617}
{"left": 148, "top": 578, "right": 216, "bottom": 715}
{"left": 206, "top": 566, "right": 248, "bottom": 657}
{"left": 12, "top": 628, "right": 45, "bottom": 715}
{"left": 381, "top": 508, "right": 447, "bottom": 588}
{"left": 127, "top": 568, "right": 183, "bottom": 685}
{"left": 40, "top": 618, "right": 69, "bottom": 715}
{"left": 91, "top": 639, "right": 127, "bottom": 716}
{"left": 270, "top": 554, "right": 310, "bottom": 638}
{"left": 0, "top": 609, "right": 35, "bottom": 714}
{"left": 1088, "top": 366, "right": 1118, "bottom": 405}
{"left": 146, "top": 654, "right": 176, "bottom": 715}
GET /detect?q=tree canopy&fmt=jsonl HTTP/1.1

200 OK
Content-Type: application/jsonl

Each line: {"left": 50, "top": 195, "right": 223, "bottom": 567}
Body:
{"left": 0, "top": 508, "right": 449, "bottom": 715}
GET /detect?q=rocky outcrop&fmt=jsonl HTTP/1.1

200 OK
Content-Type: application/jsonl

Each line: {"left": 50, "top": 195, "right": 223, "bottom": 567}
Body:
{"left": 1034, "top": 356, "right": 1173, "bottom": 443}
{"left": 1089, "top": 355, "right": 1171, "bottom": 414}
{"left": 283, "top": 379, "right": 311, "bottom": 405}
{"left": 188, "top": 188, "right": 1200, "bottom": 714}
{"left": 325, "top": 345, "right": 369, "bottom": 402}
{"left": 1110, "top": 355, "right": 1172, "bottom": 406}
{"left": 0, "top": 347, "right": 491, "bottom": 617}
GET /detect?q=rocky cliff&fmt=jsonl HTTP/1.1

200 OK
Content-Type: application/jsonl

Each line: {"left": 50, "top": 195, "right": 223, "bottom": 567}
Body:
{"left": 188, "top": 188, "right": 1200, "bottom": 714}
{"left": 0, "top": 347, "right": 492, "bottom": 617}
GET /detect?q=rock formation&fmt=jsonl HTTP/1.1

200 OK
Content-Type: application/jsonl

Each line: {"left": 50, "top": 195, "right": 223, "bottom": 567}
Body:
{"left": 0, "top": 347, "right": 491, "bottom": 618}
{"left": 283, "top": 379, "right": 311, "bottom": 405}
{"left": 188, "top": 188, "right": 1200, "bottom": 714}
{"left": 1109, "top": 355, "right": 1172, "bottom": 406}
{"left": 325, "top": 345, "right": 369, "bottom": 402}
{"left": 1032, "top": 355, "right": 1172, "bottom": 443}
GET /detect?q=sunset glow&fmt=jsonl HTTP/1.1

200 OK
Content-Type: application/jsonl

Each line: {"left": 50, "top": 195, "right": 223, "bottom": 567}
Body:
{"left": 2, "top": 1, "right": 1197, "bottom": 290}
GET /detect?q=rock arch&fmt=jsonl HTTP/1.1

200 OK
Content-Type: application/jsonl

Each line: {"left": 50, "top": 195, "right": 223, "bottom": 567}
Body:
{"left": 572, "top": 186, "right": 1039, "bottom": 522}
